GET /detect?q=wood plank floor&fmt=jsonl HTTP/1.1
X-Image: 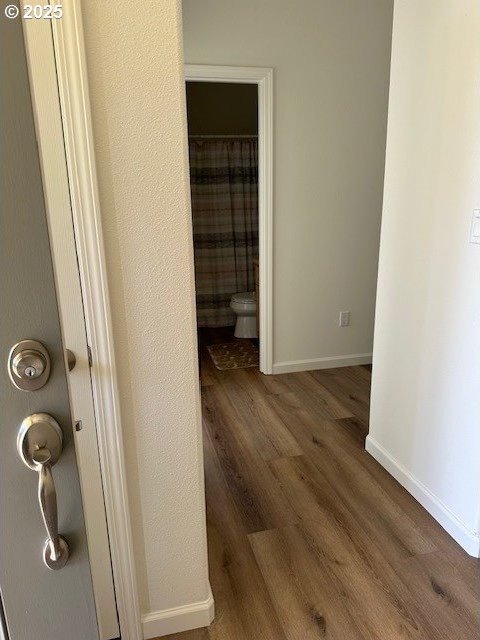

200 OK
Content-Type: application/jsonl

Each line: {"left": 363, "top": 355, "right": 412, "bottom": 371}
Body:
{"left": 162, "top": 328, "right": 480, "bottom": 640}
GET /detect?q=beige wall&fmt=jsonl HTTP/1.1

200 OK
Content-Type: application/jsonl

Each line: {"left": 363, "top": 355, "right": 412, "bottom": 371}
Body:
{"left": 186, "top": 82, "right": 258, "bottom": 135}
{"left": 81, "top": 0, "right": 210, "bottom": 627}
{"left": 369, "top": 0, "right": 480, "bottom": 555}
{"left": 183, "top": 0, "right": 393, "bottom": 370}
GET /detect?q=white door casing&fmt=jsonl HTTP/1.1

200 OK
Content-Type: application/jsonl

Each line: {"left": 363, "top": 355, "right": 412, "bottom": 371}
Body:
{"left": 21, "top": 5, "right": 142, "bottom": 639}
{"left": 21, "top": 12, "right": 119, "bottom": 640}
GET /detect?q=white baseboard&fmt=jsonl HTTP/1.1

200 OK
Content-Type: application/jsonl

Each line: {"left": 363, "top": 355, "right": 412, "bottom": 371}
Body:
{"left": 272, "top": 353, "right": 372, "bottom": 374}
{"left": 142, "top": 588, "right": 215, "bottom": 639}
{"left": 365, "top": 435, "right": 480, "bottom": 558}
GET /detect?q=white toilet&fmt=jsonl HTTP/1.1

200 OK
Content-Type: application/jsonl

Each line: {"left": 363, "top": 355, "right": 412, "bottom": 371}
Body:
{"left": 230, "top": 292, "right": 257, "bottom": 338}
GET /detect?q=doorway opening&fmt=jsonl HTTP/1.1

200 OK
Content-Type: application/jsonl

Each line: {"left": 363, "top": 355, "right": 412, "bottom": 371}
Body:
{"left": 185, "top": 66, "right": 273, "bottom": 375}
{"left": 187, "top": 80, "right": 259, "bottom": 369}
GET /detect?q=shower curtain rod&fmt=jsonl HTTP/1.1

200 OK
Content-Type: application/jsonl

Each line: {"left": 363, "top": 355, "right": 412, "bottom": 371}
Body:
{"left": 188, "top": 134, "right": 258, "bottom": 139}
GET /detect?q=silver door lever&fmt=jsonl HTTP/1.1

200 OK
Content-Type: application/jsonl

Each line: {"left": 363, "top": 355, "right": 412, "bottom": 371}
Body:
{"left": 17, "top": 413, "right": 69, "bottom": 570}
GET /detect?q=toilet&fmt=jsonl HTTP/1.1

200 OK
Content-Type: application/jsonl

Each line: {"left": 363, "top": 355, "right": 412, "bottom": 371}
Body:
{"left": 230, "top": 292, "right": 257, "bottom": 338}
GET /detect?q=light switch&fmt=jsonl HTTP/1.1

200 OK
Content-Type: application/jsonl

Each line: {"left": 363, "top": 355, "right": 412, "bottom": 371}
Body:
{"left": 470, "top": 209, "right": 480, "bottom": 244}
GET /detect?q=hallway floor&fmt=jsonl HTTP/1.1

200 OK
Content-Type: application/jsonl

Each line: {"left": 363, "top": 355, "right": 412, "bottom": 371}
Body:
{"left": 164, "top": 332, "right": 480, "bottom": 639}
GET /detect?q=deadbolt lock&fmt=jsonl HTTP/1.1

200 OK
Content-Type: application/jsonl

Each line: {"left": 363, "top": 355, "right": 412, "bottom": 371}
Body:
{"left": 8, "top": 340, "right": 51, "bottom": 391}
{"left": 13, "top": 349, "right": 46, "bottom": 379}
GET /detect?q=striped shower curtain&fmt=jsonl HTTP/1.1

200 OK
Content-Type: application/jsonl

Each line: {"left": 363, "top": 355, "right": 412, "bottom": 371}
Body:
{"left": 189, "top": 137, "right": 258, "bottom": 327}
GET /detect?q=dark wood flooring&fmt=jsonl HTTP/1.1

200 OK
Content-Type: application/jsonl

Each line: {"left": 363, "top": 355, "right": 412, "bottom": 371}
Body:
{"left": 162, "top": 328, "right": 480, "bottom": 640}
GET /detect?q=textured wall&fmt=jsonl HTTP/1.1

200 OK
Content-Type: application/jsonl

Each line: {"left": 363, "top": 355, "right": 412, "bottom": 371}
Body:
{"left": 369, "top": 0, "right": 480, "bottom": 553}
{"left": 183, "top": 0, "right": 394, "bottom": 369}
{"left": 81, "top": 0, "right": 210, "bottom": 618}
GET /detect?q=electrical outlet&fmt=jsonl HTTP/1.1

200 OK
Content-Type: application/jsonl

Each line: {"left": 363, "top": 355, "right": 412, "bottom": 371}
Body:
{"left": 339, "top": 311, "right": 351, "bottom": 327}
{"left": 470, "top": 209, "right": 480, "bottom": 244}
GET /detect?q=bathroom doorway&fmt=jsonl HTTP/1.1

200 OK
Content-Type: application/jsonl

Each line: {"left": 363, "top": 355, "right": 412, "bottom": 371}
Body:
{"left": 185, "top": 66, "right": 273, "bottom": 375}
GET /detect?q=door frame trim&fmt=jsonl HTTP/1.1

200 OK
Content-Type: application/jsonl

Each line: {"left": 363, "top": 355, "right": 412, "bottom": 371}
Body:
{"left": 50, "top": 6, "right": 143, "bottom": 639}
{"left": 185, "top": 64, "right": 274, "bottom": 374}
{"left": 21, "top": 14, "right": 120, "bottom": 639}
{"left": 22, "top": 4, "right": 143, "bottom": 639}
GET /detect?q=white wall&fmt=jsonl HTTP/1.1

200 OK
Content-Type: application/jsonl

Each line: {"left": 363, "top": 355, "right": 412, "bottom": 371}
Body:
{"left": 182, "top": 0, "right": 393, "bottom": 372}
{"left": 80, "top": 0, "right": 213, "bottom": 635}
{"left": 368, "top": 0, "right": 480, "bottom": 556}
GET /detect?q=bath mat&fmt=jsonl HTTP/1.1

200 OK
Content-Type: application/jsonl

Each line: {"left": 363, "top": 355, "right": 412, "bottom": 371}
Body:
{"left": 207, "top": 341, "right": 259, "bottom": 371}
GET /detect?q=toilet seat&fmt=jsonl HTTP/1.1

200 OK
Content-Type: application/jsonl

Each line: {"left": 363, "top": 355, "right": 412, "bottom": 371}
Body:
{"left": 231, "top": 292, "right": 256, "bottom": 305}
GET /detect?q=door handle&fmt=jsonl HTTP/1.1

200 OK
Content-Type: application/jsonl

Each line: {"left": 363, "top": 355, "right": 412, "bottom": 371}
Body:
{"left": 17, "top": 413, "right": 69, "bottom": 570}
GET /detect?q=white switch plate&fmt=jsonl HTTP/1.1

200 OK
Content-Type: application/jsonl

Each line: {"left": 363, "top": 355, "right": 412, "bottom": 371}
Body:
{"left": 470, "top": 209, "right": 480, "bottom": 244}
{"left": 339, "top": 311, "right": 351, "bottom": 327}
